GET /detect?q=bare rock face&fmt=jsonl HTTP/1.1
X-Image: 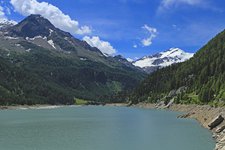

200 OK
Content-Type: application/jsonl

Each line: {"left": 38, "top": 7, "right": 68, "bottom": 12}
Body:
{"left": 208, "top": 115, "right": 224, "bottom": 130}
{"left": 175, "top": 86, "right": 187, "bottom": 95}
{"left": 165, "top": 98, "right": 174, "bottom": 108}
{"left": 155, "top": 101, "right": 165, "bottom": 109}
{"left": 167, "top": 90, "right": 177, "bottom": 98}
{"left": 221, "top": 146, "right": 225, "bottom": 150}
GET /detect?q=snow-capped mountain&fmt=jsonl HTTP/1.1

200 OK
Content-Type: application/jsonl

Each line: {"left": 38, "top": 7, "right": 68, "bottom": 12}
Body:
{"left": 133, "top": 48, "right": 194, "bottom": 74}
{"left": 0, "top": 19, "right": 17, "bottom": 29}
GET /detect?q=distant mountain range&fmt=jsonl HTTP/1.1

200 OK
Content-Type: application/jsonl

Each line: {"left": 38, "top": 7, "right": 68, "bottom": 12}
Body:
{"left": 132, "top": 48, "right": 194, "bottom": 74}
{"left": 0, "top": 14, "right": 146, "bottom": 105}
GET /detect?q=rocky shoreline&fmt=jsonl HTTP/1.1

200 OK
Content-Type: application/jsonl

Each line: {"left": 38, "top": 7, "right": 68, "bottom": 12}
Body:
{"left": 135, "top": 102, "right": 225, "bottom": 150}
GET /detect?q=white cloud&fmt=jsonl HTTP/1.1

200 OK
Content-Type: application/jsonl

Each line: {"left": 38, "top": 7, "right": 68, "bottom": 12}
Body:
{"left": 5, "top": 7, "right": 11, "bottom": 15}
{"left": 0, "top": 5, "right": 6, "bottom": 21}
{"left": 141, "top": 24, "right": 157, "bottom": 47}
{"left": 172, "top": 24, "right": 177, "bottom": 28}
{"left": 133, "top": 44, "right": 137, "bottom": 48}
{"left": 10, "top": 0, "right": 91, "bottom": 35}
{"left": 83, "top": 36, "right": 116, "bottom": 55}
{"left": 172, "top": 24, "right": 181, "bottom": 31}
{"left": 158, "top": 0, "right": 203, "bottom": 12}
{"left": 0, "top": 5, "right": 16, "bottom": 25}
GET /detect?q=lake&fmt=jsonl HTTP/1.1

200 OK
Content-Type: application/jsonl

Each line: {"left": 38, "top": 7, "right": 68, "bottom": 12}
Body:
{"left": 0, "top": 106, "right": 215, "bottom": 150}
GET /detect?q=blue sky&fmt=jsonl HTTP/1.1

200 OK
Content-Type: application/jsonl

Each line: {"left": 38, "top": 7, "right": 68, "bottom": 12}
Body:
{"left": 1, "top": 0, "right": 225, "bottom": 59}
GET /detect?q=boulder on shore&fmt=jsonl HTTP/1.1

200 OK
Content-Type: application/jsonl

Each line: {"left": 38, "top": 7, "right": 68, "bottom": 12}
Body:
{"left": 216, "top": 125, "right": 225, "bottom": 133}
{"left": 177, "top": 112, "right": 195, "bottom": 118}
{"left": 155, "top": 101, "right": 165, "bottom": 109}
{"left": 0, "top": 106, "right": 8, "bottom": 110}
{"left": 208, "top": 115, "right": 224, "bottom": 130}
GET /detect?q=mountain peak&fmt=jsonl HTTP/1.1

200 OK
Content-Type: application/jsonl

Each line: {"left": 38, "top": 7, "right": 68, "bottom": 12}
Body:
{"left": 24, "top": 14, "right": 53, "bottom": 27}
{"left": 7, "top": 14, "right": 56, "bottom": 38}
{"left": 133, "top": 48, "right": 194, "bottom": 73}
{"left": 167, "top": 47, "right": 183, "bottom": 51}
{"left": 164, "top": 47, "right": 184, "bottom": 54}
{"left": 28, "top": 14, "right": 42, "bottom": 18}
{"left": 159, "top": 48, "right": 189, "bottom": 58}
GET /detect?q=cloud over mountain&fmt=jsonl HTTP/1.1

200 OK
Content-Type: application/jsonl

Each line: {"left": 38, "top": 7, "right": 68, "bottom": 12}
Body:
{"left": 10, "top": 0, "right": 91, "bottom": 35}
{"left": 83, "top": 36, "right": 116, "bottom": 56}
{"left": 0, "top": 5, "right": 7, "bottom": 21}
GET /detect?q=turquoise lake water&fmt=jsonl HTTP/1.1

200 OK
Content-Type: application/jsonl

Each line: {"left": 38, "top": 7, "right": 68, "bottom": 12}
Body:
{"left": 0, "top": 106, "right": 215, "bottom": 150}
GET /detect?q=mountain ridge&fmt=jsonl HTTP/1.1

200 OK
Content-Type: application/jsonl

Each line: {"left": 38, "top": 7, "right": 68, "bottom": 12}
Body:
{"left": 0, "top": 14, "right": 146, "bottom": 105}
{"left": 133, "top": 48, "right": 194, "bottom": 73}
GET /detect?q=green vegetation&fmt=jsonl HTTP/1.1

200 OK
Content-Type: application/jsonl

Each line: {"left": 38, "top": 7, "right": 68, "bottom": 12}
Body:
{"left": 130, "top": 29, "right": 225, "bottom": 105}
{"left": 0, "top": 41, "right": 145, "bottom": 105}
{"left": 0, "top": 14, "right": 146, "bottom": 105}
{"left": 74, "top": 98, "right": 88, "bottom": 105}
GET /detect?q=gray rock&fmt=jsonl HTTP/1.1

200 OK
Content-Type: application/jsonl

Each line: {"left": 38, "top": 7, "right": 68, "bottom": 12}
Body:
{"left": 155, "top": 101, "right": 166, "bottom": 109}
{"left": 176, "top": 86, "right": 187, "bottom": 95}
{"left": 216, "top": 126, "right": 225, "bottom": 133}
{"left": 167, "top": 90, "right": 177, "bottom": 98}
{"left": 208, "top": 115, "right": 224, "bottom": 130}
{"left": 177, "top": 112, "right": 195, "bottom": 118}
{"left": 165, "top": 98, "right": 174, "bottom": 108}
{"left": 221, "top": 145, "right": 225, "bottom": 150}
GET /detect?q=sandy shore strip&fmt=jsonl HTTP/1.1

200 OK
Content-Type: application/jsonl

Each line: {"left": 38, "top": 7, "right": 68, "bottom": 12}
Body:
{"left": 105, "top": 103, "right": 129, "bottom": 107}
{"left": 136, "top": 102, "right": 225, "bottom": 150}
{"left": 0, "top": 105, "right": 64, "bottom": 110}
{"left": 0, "top": 103, "right": 124, "bottom": 110}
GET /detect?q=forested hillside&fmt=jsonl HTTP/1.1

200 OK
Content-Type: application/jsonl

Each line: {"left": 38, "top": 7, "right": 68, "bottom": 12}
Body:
{"left": 131, "top": 29, "right": 225, "bottom": 105}
{"left": 0, "top": 15, "right": 146, "bottom": 105}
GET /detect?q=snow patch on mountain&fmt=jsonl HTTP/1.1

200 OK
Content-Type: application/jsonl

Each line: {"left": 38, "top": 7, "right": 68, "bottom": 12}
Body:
{"left": 48, "top": 39, "right": 56, "bottom": 49}
{"left": 49, "top": 29, "right": 54, "bottom": 36}
{"left": 133, "top": 48, "right": 194, "bottom": 73}
{"left": 4, "top": 36, "right": 19, "bottom": 40}
{"left": 0, "top": 19, "right": 17, "bottom": 29}
{"left": 126, "top": 58, "right": 134, "bottom": 62}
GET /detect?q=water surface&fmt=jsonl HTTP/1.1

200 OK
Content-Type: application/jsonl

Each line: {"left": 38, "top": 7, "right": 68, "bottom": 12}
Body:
{"left": 0, "top": 106, "right": 215, "bottom": 150}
